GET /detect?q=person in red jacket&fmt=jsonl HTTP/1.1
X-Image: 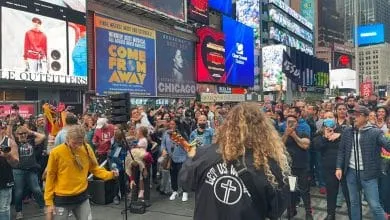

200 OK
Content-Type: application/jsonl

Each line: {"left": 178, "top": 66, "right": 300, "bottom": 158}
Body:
{"left": 92, "top": 118, "right": 115, "bottom": 164}
{"left": 24, "top": 17, "right": 47, "bottom": 73}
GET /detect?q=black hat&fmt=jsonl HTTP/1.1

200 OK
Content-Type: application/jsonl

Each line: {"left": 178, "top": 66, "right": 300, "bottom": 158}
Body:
{"left": 11, "top": 103, "right": 19, "bottom": 110}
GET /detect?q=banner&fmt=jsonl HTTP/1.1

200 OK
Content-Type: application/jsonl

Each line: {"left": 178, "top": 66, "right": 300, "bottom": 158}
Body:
{"left": 95, "top": 15, "right": 156, "bottom": 96}
{"left": 156, "top": 32, "right": 196, "bottom": 97}
{"left": 282, "top": 50, "right": 300, "bottom": 84}
{"left": 128, "top": 0, "right": 185, "bottom": 22}
{"left": 0, "top": 104, "right": 35, "bottom": 118}
{"left": 196, "top": 27, "right": 226, "bottom": 84}
{"left": 188, "top": 0, "right": 209, "bottom": 24}
{"left": 223, "top": 16, "right": 254, "bottom": 87}
{"left": 360, "top": 82, "right": 373, "bottom": 98}
{"left": 0, "top": 1, "right": 87, "bottom": 85}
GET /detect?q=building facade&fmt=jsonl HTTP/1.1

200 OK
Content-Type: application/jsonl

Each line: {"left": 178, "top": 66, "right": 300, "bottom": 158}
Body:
{"left": 343, "top": 0, "right": 390, "bottom": 43}
{"left": 358, "top": 43, "right": 390, "bottom": 91}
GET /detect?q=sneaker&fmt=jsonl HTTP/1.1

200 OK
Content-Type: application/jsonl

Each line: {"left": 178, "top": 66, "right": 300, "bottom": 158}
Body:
{"left": 169, "top": 191, "right": 178, "bottom": 201}
{"left": 182, "top": 192, "right": 188, "bottom": 202}
{"left": 15, "top": 212, "right": 23, "bottom": 219}
{"left": 113, "top": 196, "right": 120, "bottom": 205}
{"left": 319, "top": 187, "right": 327, "bottom": 195}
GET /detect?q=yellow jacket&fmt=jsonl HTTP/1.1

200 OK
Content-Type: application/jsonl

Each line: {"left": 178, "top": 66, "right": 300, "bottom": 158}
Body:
{"left": 44, "top": 143, "right": 114, "bottom": 206}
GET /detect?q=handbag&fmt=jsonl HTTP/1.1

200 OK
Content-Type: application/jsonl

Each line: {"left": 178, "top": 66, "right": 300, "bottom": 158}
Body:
{"left": 161, "top": 155, "right": 172, "bottom": 170}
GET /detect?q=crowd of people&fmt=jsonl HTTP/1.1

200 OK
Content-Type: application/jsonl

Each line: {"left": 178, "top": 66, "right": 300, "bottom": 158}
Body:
{"left": 0, "top": 94, "right": 390, "bottom": 220}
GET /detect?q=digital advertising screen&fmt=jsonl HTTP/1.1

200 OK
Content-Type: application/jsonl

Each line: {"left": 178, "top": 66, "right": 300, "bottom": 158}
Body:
{"left": 156, "top": 32, "right": 196, "bottom": 97}
{"left": 262, "top": 45, "right": 287, "bottom": 92}
{"left": 300, "top": 0, "right": 314, "bottom": 26}
{"left": 236, "top": 0, "right": 260, "bottom": 49}
{"left": 129, "top": 0, "right": 185, "bottom": 22}
{"left": 333, "top": 52, "right": 352, "bottom": 69}
{"left": 94, "top": 15, "right": 156, "bottom": 96}
{"left": 209, "top": 0, "right": 232, "bottom": 16}
{"left": 269, "top": 0, "right": 313, "bottom": 31}
{"left": 0, "top": 0, "right": 87, "bottom": 85}
{"left": 188, "top": 0, "right": 209, "bottom": 24}
{"left": 269, "top": 8, "right": 313, "bottom": 43}
{"left": 269, "top": 26, "right": 314, "bottom": 55}
{"left": 196, "top": 27, "right": 226, "bottom": 84}
{"left": 223, "top": 16, "right": 254, "bottom": 87}
{"left": 357, "top": 24, "right": 385, "bottom": 46}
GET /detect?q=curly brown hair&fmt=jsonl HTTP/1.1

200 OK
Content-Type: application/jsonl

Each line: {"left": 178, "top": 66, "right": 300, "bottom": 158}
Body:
{"left": 215, "top": 102, "right": 290, "bottom": 187}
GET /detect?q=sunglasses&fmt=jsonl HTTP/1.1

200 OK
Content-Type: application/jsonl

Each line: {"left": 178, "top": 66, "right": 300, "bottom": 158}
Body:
{"left": 17, "top": 132, "right": 27, "bottom": 136}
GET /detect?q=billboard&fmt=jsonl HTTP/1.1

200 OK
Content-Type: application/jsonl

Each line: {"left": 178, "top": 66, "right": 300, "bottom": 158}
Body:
{"left": 94, "top": 15, "right": 156, "bottom": 96}
{"left": 0, "top": 1, "right": 87, "bottom": 85}
{"left": 269, "top": 26, "right": 313, "bottom": 55}
{"left": 0, "top": 104, "right": 35, "bottom": 118}
{"left": 300, "top": 0, "right": 314, "bottom": 26}
{"left": 156, "top": 32, "right": 196, "bottom": 97}
{"left": 357, "top": 24, "right": 385, "bottom": 46}
{"left": 39, "top": 0, "right": 86, "bottom": 12}
{"left": 127, "top": 0, "right": 185, "bottom": 22}
{"left": 269, "top": 0, "right": 313, "bottom": 30}
{"left": 223, "top": 16, "right": 254, "bottom": 87}
{"left": 188, "top": 0, "right": 209, "bottom": 24}
{"left": 269, "top": 8, "right": 313, "bottom": 43}
{"left": 196, "top": 27, "right": 226, "bottom": 84}
{"left": 209, "top": 0, "right": 232, "bottom": 16}
{"left": 360, "top": 81, "right": 373, "bottom": 98}
{"left": 262, "top": 45, "right": 287, "bottom": 92}
{"left": 236, "top": 0, "right": 260, "bottom": 49}
{"left": 333, "top": 52, "right": 352, "bottom": 69}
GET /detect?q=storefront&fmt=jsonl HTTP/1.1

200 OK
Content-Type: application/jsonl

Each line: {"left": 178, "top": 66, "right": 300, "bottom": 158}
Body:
{"left": 0, "top": 1, "right": 88, "bottom": 115}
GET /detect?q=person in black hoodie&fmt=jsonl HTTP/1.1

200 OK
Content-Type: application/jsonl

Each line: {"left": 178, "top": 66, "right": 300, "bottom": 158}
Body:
{"left": 313, "top": 111, "right": 351, "bottom": 220}
{"left": 179, "top": 102, "right": 290, "bottom": 220}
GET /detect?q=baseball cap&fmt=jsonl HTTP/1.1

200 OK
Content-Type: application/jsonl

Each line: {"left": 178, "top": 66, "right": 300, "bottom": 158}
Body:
{"left": 96, "top": 118, "right": 108, "bottom": 129}
{"left": 355, "top": 105, "right": 370, "bottom": 116}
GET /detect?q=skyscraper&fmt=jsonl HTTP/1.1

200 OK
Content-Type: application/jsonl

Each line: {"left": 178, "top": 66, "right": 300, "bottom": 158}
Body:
{"left": 343, "top": 0, "right": 390, "bottom": 43}
{"left": 317, "top": 0, "right": 345, "bottom": 46}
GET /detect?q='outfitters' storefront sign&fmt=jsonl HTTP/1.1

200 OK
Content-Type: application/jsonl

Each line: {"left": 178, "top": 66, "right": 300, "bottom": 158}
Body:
{"left": 0, "top": 70, "right": 87, "bottom": 84}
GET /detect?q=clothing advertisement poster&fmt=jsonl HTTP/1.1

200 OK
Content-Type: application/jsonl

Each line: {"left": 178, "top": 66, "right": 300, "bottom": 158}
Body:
{"left": 156, "top": 32, "right": 196, "bottom": 97}
{"left": 196, "top": 27, "right": 226, "bottom": 84}
{"left": 0, "top": 1, "right": 87, "bottom": 85}
{"left": 94, "top": 14, "right": 156, "bottom": 96}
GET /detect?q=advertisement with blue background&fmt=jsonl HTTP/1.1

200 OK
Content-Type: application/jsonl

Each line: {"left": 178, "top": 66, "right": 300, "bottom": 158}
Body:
{"left": 357, "top": 24, "right": 385, "bottom": 46}
{"left": 209, "top": 0, "right": 232, "bottom": 16}
{"left": 300, "top": 0, "right": 314, "bottom": 27}
{"left": 95, "top": 15, "right": 156, "bottom": 96}
{"left": 223, "top": 16, "right": 254, "bottom": 87}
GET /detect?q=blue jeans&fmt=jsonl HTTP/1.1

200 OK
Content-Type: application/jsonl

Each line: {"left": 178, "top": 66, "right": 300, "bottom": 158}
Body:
{"left": 346, "top": 168, "right": 385, "bottom": 220}
{"left": 0, "top": 188, "right": 12, "bottom": 220}
{"left": 13, "top": 169, "right": 44, "bottom": 212}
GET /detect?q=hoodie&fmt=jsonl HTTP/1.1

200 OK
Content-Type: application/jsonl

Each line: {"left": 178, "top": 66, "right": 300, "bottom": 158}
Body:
{"left": 337, "top": 124, "right": 390, "bottom": 180}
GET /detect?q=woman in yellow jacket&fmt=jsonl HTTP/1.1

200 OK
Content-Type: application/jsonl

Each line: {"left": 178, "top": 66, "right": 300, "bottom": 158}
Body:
{"left": 44, "top": 125, "right": 118, "bottom": 220}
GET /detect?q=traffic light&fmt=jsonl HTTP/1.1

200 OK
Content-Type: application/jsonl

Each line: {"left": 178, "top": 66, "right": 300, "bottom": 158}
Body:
{"left": 108, "top": 93, "right": 130, "bottom": 125}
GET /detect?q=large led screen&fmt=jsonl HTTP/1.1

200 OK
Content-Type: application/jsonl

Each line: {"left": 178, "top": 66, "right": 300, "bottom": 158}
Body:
{"left": 196, "top": 27, "right": 226, "bottom": 84}
{"left": 357, "top": 24, "right": 385, "bottom": 46}
{"left": 0, "top": 0, "right": 87, "bottom": 85}
{"left": 269, "top": 26, "right": 313, "bottom": 55}
{"left": 223, "top": 16, "right": 254, "bottom": 87}
{"left": 236, "top": 0, "right": 260, "bottom": 49}
{"left": 262, "top": 45, "right": 287, "bottom": 92}
{"left": 209, "top": 0, "right": 232, "bottom": 16}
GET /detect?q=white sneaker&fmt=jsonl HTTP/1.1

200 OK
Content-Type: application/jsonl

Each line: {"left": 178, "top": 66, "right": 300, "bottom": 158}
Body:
{"left": 16, "top": 212, "right": 23, "bottom": 219}
{"left": 182, "top": 192, "right": 188, "bottom": 202}
{"left": 169, "top": 191, "right": 178, "bottom": 201}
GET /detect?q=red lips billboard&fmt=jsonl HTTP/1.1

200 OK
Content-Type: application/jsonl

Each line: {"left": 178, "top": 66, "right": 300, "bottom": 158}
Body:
{"left": 196, "top": 27, "right": 226, "bottom": 84}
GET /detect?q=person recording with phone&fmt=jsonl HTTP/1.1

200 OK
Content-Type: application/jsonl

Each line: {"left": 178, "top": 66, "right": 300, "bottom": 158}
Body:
{"left": 313, "top": 111, "right": 351, "bottom": 220}
{"left": 336, "top": 105, "right": 390, "bottom": 220}
{"left": 0, "top": 120, "right": 19, "bottom": 220}
{"left": 282, "top": 107, "right": 313, "bottom": 220}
